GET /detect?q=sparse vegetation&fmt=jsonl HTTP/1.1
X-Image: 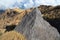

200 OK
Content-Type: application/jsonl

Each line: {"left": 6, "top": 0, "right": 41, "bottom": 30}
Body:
{"left": 0, "top": 31, "right": 26, "bottom": 40}
{"left": 38, "top": 5, "right": 60, "bottom": 19}
{"left": 0, "top": 29, "right": 6, "bottom": 36}
{"left": 0, "top": 8, "right": 33, "bottom": 29}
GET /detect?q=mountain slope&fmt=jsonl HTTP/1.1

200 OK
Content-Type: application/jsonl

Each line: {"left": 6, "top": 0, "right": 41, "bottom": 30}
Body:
{"left": 15, "top": 8, "right": 60, "bottom": 40}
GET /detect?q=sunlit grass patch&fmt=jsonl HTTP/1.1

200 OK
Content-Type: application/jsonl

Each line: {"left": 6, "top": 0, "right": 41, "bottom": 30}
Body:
{"left": 0, "top": 31, "right": 26, "bottom": 40}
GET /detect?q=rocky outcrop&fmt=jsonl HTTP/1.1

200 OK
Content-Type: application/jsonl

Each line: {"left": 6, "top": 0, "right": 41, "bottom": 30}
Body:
{"left": 15, "top": 8, "right": 60, "bottom": 40}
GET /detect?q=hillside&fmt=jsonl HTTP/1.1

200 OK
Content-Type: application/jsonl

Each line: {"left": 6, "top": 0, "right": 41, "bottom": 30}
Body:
{"left": 39, "top": 5, "right": 60, "bottom": 33}
{"left": 0, "top": 8, "right": 33, "bottom": 29}
{"left": 0, "top": 5, "right": 60, "bottom": 40}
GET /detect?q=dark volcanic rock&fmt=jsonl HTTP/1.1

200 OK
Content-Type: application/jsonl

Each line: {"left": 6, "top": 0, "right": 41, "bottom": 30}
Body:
{"left": 15, "top": 8, "right": 60, "bottom": 40}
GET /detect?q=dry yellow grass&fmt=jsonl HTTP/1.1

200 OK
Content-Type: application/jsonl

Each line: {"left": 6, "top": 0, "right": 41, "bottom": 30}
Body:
{"left": 0, "top": 31, "right": 26, "bottom": 40}
{"left": 13, "top": 8, "right": 25, "bottom": 13}
{"left": 38, "top": 5, "right": 60, "bottom": 19}
{"left": 0, "top": 29, "right": 6, "bottom": 36}
{"left": 0, "top": 9, "right": 25, "bottom": 29}
{"left": 0, "top": 8, "right": 34, "bottom": 29}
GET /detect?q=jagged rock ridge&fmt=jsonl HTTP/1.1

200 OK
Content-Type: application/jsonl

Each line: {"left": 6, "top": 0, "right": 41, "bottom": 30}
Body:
{"left": 15, "top": 8, "right": 60, "bottom": 40}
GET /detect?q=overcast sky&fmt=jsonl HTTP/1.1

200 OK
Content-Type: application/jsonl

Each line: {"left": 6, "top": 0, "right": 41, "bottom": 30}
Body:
{"left": 0, "top": 0, "right": 60, "bottom": 10}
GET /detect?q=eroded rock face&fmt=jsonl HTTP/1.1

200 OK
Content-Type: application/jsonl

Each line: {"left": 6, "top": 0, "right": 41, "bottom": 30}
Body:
{"left": 15, "top": 8, "right": 60, "bottom": 40}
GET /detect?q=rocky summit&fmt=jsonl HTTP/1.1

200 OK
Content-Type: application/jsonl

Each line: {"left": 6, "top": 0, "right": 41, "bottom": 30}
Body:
{"left": 15, "top": 8, "right": 60, "bottom": 40}
{"left": 0, "top": 5, "right": 60, "bottom": 40}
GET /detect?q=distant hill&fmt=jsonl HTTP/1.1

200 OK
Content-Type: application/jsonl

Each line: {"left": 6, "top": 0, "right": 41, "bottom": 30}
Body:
{"left": 0, "top": 10, "right": 5, "bottom": 13}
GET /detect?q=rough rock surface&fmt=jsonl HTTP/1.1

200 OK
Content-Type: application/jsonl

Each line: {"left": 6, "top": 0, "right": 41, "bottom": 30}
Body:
{"left": 15, "top": 8, "right": 60, "bottom": 40}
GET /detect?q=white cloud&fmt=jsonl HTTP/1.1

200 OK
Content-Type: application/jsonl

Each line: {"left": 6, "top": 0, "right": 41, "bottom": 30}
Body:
{"left": 0, "top": 0, "right": 60, "bottom": 10}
